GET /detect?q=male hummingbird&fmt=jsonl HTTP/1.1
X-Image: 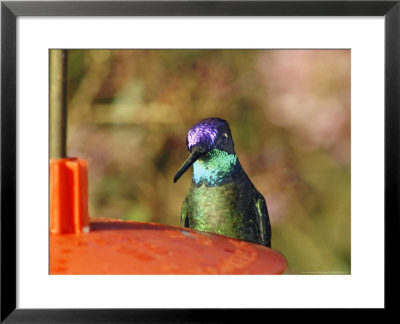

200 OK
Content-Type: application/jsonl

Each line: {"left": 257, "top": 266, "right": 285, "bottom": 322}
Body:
{"left": 173, "top": 118, "right": 271, "bottom": 247}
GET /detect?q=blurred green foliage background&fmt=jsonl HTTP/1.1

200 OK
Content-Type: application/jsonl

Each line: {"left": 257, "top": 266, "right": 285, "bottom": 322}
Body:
{"left": 65, "top": 49, "right": 350, "bottom": 274}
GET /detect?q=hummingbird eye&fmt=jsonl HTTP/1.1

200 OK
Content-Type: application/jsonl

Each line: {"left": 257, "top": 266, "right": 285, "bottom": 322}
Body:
{"left": 221, "top": 133, "right": 228, "bottom": 145}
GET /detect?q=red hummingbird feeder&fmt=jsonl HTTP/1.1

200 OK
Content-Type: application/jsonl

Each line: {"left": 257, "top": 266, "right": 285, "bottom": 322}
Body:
{"left": 49, "top": 49, "right": 287, "bottom": 275}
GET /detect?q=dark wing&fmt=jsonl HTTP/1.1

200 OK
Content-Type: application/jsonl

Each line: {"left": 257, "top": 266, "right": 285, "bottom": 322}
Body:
{"left": 180, "top": 198, "right": 190, "bottom": 228}
{"left": 253, "top": 191, "right": 271, "bottom": 247}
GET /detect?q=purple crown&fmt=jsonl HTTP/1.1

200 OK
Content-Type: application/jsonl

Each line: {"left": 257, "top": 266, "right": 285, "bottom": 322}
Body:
{"left": 187, "top": 118, "right": 227, "bottom": 151}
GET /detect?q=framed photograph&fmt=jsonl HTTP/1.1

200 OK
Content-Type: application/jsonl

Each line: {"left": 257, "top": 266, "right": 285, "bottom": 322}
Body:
{"left": 1, "top": 0, "right": 398, "bottom": 321}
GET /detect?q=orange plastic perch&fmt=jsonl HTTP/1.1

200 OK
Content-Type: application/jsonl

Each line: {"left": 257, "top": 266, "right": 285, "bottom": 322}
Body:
{"left": 50, "top": 218, "right": 287, "bottom": 275}
{"left": 50, "top": 158, "right": 89, "bottom": 234}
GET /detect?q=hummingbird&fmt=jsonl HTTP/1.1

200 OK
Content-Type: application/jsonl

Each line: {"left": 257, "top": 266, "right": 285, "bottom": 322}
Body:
{"left": 173, "top": 118, "right": 271, "bottom": 247}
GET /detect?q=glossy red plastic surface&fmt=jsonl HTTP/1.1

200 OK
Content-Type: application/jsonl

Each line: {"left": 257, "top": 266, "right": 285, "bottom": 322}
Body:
{"left": 50, "top": 218, "right": 286, "bottom": 274}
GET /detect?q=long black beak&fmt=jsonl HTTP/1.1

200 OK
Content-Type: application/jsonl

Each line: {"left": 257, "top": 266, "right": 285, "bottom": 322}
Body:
{"left": 173, "top": 150, "right": 201, "bottom": 183}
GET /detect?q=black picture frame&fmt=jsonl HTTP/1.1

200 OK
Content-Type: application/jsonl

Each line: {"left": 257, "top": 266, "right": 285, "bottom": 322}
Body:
{"left": 1, "top": 0, "right": 398, "bottom": 321}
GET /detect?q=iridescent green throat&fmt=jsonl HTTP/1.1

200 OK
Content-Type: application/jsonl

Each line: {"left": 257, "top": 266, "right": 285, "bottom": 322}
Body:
{"left": 192, "top": 149, "right": 239, "bottom": 186}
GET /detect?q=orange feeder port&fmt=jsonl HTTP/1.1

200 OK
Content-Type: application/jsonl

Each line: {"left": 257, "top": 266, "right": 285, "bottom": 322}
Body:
{"left": 50, "top": 158, "right": 89, "bottom": 234}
